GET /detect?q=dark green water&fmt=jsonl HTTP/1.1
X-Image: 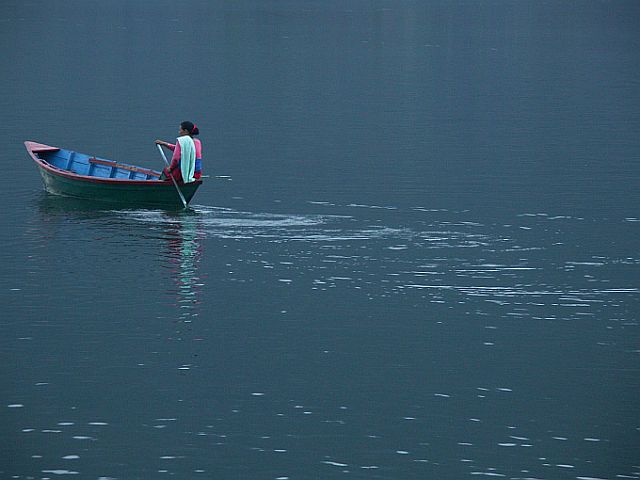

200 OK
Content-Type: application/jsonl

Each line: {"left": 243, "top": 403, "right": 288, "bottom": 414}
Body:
{"left": 1, "top": 1, "right": 639, "bottom": 479}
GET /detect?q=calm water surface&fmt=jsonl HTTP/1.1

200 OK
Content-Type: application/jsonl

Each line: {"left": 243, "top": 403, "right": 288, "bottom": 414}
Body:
{"left": 1, "top": 1, "right": 639, "bottom": 479}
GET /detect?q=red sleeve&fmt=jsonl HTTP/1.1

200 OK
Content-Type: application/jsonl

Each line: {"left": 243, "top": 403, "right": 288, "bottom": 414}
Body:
{"left": 169, "top": 140, "right": 181, "bottom": 170}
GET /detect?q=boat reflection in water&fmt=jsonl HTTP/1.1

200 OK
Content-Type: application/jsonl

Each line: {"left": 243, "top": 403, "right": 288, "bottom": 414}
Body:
{"left": 160, "top": 211, "right": 205, "bottom": 324}
{"left": 34, "top": 194, "right": 207, "bottom": 325}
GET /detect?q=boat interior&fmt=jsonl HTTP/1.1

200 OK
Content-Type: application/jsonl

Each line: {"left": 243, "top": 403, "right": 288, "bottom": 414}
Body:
{"left": 37, "top": 148, "right": 161, "bottom": 181}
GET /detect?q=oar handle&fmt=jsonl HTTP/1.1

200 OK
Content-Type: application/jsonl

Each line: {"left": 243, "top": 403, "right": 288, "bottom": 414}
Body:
{"left": 156, "top": 143, "right": 172, "bottom": 167}
{"left": 157, "top": 144, "right": 189, "bottom": 209}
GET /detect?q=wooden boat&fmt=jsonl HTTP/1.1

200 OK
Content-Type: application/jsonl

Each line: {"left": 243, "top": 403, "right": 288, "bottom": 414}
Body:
{"left": 25, "top": 141, "right": 202, "bottom": 207}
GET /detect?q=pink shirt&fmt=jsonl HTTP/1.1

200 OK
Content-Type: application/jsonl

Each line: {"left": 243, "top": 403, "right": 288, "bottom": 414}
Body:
{"left": 167, "top": 138, "right": 202, "bottom": 170}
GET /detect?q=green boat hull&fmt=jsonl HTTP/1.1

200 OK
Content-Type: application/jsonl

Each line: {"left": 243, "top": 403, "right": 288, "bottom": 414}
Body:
{"left": 38, "top": 167, "right": 201, "bottom": 207}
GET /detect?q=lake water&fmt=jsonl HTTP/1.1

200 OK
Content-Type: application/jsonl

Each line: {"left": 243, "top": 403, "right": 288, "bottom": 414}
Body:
{"left": 1, "top": 1, "right": 639, "bottom": 479}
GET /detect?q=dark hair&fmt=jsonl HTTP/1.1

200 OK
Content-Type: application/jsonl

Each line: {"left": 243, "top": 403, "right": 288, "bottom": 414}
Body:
{"left": 181, "top": 121, "right": 199, "bottom": 136}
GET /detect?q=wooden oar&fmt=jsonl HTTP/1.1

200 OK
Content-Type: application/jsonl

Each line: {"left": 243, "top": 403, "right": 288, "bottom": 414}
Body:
{"left": 157, "top": 144, "right": 189, "bottom": 209}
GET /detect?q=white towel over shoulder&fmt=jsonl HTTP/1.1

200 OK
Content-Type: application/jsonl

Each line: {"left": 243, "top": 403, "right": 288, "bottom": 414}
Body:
{"left": 177, "top": 135, "right": 196, "bottom": 183}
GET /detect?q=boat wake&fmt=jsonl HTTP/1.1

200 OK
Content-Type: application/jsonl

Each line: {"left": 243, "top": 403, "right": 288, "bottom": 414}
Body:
{"left": 109, "top": 204, "right": 640, "bottom": 313}
{"left": 115, "top": 204, "right": 411, "bottom": 243}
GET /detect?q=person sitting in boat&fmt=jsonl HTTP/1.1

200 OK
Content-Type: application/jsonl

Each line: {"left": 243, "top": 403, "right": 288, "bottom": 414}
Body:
{"left": 155, "top": 121, "right": 202, "bottom": 182}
